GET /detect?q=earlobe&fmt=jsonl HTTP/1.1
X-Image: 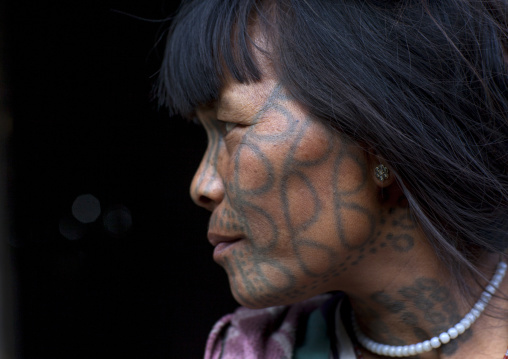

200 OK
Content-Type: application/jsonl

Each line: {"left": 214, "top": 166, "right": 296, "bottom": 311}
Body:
{"left": 366, "top": 152, "right": 395, "bottom": 187}
{"left": 374, "top": 163, "right": 390, "bottom": 182}
{"left": 373, "top": 161, "right": 404, "bottom": 206}
{"left": 373, "top": 162, "right": 395, "bottom": 187}
{"left": 370, "top": 158, "right": 407, "bottom": 206}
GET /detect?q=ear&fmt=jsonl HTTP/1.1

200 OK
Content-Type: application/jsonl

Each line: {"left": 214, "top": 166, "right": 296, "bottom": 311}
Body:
{"left": 367, "top": 153, "right": 409, "bottom": 206}
{"left": 367, "top": 154, "right": 395, "bottom": 188}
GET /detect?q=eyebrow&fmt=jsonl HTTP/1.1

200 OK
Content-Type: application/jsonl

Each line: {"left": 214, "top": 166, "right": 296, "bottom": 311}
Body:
{"left": 217, "top": 96, "right": 232, "bottom": 112}
{"left": 218, "top": 91, "right": 262, "bottom": 122}
{"left": 217, "top": 95, "right": 241, "bottom": 119}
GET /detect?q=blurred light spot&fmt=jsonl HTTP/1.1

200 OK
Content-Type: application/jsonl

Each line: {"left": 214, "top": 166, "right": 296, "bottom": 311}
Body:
{"left": 72, "top": 194, "right": 101, "bottom": 224}
{"left": 103, "top": 205, "right": 132, "bottom": 238}
{"left": 59, "top": 215, "right": 87, "bottom": 240}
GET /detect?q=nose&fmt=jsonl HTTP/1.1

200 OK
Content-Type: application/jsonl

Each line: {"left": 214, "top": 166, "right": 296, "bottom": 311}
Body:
{"left": 190, "top": 149, "right": 225, "bottom": 211}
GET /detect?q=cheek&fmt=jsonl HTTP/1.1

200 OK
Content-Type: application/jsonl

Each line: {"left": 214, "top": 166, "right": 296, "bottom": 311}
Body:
{"left": 220, "top": 120, "right": 380, "bottom": 301}
{"left": 336, "top": 190, "right": 378, "bottom": 249}
{"left": 284, "top": 174, "right": 322, "bottom": 230}
{"left": 230, "top": 142, "right": 274, "bottom": 194}
{"left": 333, "top": 149, "right": 378, "bottom": 248}
{"left": 334, "top": 152, "right": 369, "bottom": 195}
{"left": 292, "top": 120, "right": 336, "bottom": 163}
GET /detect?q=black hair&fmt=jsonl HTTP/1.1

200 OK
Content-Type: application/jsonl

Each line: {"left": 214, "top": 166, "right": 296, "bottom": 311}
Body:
{"left": 157, "top": 0, "right": 508, "bottom": 299}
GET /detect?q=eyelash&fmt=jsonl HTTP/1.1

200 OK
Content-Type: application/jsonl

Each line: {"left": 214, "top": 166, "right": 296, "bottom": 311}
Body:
{"left": 217, "top": 120, "right": 237, "bottom": 134}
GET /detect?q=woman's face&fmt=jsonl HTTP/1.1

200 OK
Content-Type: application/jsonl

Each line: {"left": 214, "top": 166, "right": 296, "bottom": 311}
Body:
{"left": 191, "top": 75, "right": 385, "bottom": 308}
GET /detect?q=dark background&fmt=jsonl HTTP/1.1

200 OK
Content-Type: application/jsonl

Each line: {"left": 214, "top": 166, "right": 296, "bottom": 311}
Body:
{"left": 3, "top": 1, "right": 238, "bottom": 357}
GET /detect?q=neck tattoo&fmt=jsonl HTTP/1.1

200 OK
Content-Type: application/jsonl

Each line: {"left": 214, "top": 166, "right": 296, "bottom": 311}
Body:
{"left": 352, "top": 261, "right": 507, "bottom": 357}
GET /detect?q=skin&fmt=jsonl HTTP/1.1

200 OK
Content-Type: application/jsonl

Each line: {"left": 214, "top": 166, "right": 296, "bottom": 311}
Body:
{"left": 189, "top": 58, "right": 508, "bottom": 358}
{"left": 193, "top": 78, "right": 385, "bottom": 307}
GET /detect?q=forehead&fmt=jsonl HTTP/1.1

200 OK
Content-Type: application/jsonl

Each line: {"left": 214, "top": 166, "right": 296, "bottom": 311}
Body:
{"left": 217, "top": 76, "right": 278, "bottom": 117}
{"left": 216, "top": 29, "right": 278, "bottom": 116}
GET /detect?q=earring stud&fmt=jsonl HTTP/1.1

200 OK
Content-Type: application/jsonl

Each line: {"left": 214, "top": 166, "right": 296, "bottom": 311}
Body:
{"left": 375, "top": 164, "right": 390, "bottom": 182}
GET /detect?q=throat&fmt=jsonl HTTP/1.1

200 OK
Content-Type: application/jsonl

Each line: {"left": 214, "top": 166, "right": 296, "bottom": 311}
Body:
{"left": 348, "top": 261, "right": 507, "bottom": 358}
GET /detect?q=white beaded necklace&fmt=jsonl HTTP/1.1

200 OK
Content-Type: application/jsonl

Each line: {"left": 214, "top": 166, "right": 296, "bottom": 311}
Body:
{"left": 352, "top": 261, "right": 507, "bottom": 358}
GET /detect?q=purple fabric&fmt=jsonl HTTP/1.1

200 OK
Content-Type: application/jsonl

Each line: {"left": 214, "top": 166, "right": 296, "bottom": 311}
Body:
{"left": 204, "top": 295, "right": 332, "bottom": 359}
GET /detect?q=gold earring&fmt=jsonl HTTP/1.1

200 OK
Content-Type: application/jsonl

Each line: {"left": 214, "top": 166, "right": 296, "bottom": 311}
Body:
{"left": 375, "top": 164, "right": 390, "bottom": 182}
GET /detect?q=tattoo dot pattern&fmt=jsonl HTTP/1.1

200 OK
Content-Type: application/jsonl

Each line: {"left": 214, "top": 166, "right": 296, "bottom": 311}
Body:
{"left": 352, "top": 261, "right": 507, "bottom": 357}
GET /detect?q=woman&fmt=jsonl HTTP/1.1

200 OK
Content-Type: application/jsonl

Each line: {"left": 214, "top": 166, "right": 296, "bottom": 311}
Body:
{"left": 158, "top": 0, "right": 508, "bottom": 358}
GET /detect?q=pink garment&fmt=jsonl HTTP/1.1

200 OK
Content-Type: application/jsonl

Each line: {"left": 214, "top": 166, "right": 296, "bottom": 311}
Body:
{"left": 204, "top": 295, "right": 331, "bottom": 359}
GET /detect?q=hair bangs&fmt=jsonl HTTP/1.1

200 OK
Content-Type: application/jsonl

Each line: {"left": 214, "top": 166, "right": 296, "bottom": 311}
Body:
{"left": 157, "top": 0, "right": 265, "bottom": 117}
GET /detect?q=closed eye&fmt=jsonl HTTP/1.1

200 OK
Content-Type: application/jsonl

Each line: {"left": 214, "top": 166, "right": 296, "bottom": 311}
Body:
{"left": 217, "top": 119, "right": 237, "bottom": 134}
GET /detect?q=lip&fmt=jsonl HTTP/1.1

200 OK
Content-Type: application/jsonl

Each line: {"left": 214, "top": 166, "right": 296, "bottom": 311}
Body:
{"left": 208, "top": 233, "right": 243, "bottom": 259}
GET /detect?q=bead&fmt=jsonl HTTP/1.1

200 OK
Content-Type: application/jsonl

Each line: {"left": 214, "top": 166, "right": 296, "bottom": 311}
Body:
{"left": 474, "top": 301, "right": 486, "bottom": 312}
{"left": 493, "top": 274, "right": 503, "bottom": 283}
{"left": 430, "top": 337, "right": 441, "bottom": 348}
{"left": 481, "top": 292, "right": 492, "bottom": 303}
{"left": 461, "top": 317, "right": 472, "bottom": 329}
{"left": 408, "top": 345, "right": 417, "bottom": 356}
{"left": 447, "top": 327, "right": 459, "bottom": 339}
{"left": 439, "top": 332, "right": 451, "bottom": 344}
{"left": 388, "top": 346, "right": 397, "bottom": 357}
{"left": 402, "top": 346, "right": 409, "bottom": 356}
{"left": 454, "top": 323, "right": 466, "bottom": 334}
{"left": 350, "top": 261, "right": 507, "bottom": 358}
{"left": 470, "top": 308, "right": 480, "bottom": 318}
{"left": 465, "top": 313, "right": 475, "bottom": 323}
{"left": 381, "top": 344, "right": 390, "bottom": 356}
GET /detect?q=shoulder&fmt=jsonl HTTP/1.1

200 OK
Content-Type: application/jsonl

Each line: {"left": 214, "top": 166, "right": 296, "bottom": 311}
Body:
{"left": 204, "top": 293, "right": 346, "bottom": 359}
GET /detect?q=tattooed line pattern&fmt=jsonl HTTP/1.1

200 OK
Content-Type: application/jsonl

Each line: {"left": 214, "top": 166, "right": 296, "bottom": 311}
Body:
{"left": 192, "top": 83, "right": 420, "bottom": 307}
{"left": 363, "top": 278, "right": 472, "bottom": 356}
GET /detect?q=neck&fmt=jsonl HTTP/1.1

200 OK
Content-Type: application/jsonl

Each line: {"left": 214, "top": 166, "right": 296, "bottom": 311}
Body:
{"left": 347, "top": 253, "right": 508, "bottom": 358}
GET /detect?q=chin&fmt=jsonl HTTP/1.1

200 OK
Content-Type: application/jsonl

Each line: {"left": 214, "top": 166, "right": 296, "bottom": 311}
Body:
{"left": 230, "top": 286, "right": 319, "bottom": 309}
